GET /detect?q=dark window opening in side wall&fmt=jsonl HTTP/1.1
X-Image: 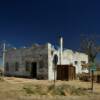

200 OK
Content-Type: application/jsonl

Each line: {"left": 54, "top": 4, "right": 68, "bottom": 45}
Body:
{"left": 15, "top": 62, "right": 19, "bottom": 71}
{"left": 25, "top": 61, "right": 30, "bottom": 71}
{"left": 39, "top": 61, "right": 44, "bottom": 68}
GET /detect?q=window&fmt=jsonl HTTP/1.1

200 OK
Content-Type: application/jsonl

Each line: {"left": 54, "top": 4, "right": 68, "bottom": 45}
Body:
{"left": 51, "top": 50, "right": 54, "bottom": 55}
{"left": 74, "top": 61, "right": 78, "bottom": 65}
{"left": 5, "top": 62, "right": 9, "bottom": 71}
{"left": 39, "top": 61, "right": 44, "bottom": 68}
{"left": 81, "top": 61, "right": 86, "bottom": 65}
{"left": 25, "top": 61, "right": 30, "bottom": 71}
{"left": 15, "top": 62, "right": 19, "bottom": 71}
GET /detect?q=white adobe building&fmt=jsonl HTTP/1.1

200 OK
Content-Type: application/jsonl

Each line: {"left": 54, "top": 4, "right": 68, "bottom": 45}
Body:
{"left": 48, "top": 44, "right": 88, "bottom": 80}
{"left": 4, "top": 37, "right": 88, "bottom": 80}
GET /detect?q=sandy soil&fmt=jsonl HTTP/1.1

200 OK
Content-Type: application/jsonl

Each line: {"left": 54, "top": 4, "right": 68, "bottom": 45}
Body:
{"left": 0, "top": 77, "right": 100, "bottom": 100}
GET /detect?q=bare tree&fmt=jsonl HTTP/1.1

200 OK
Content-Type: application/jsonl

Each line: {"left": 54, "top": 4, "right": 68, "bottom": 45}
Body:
{"left": 80, "top": 35, "right": 98, "bottom": 64}
{"left": 80, "top": 35, "right": 99, "bottom": 91}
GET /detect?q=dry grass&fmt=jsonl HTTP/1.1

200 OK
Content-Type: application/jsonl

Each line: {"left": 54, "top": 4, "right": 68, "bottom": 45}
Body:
{"left": 0, "top": 77, "right": 100, "bottom": 100}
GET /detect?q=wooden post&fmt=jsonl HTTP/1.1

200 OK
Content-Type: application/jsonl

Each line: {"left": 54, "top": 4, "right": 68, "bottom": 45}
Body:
{"left": 53, "top": 54, "right": 58, "bottom": 87}
{"left": 54, "top": 64, "right": 56, "bottom": 87}
{"left": 91, "top": 70, "right": 94, "bottom": 92}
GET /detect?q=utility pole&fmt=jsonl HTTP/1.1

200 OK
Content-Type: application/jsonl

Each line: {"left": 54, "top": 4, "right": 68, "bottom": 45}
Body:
{"left": 91, "top": 70, "right": 94, "bottom": 92}
{"left": 3, "top": 43, "right": 6, "bottom": 75}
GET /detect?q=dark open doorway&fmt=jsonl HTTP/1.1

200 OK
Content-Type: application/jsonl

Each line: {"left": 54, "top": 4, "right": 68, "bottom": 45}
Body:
{"left": 31, "top": 62, "right": 37, "bottom": 78}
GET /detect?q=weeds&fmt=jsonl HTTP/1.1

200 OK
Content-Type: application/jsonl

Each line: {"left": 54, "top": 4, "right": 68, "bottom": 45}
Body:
{"left": 23, "top": 86, "right": 34, "bottom": 94}
{"left": 0, "top": 77, "right": 4, "bottom": 82}
{"left": 23, "top": 84, "right": 47, "bottom": 95}
{"left": 23, "top": 84, "right": 89, "bottom": 96}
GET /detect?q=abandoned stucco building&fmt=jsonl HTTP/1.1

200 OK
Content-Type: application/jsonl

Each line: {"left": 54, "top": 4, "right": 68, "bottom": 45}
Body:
{"left": 4, "top": 38, "right": 88, "bottom": 80}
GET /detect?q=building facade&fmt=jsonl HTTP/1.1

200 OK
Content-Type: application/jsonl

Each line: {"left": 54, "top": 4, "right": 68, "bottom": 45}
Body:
{"left": 4, "top": 43, "right": 88, "bottom": 80}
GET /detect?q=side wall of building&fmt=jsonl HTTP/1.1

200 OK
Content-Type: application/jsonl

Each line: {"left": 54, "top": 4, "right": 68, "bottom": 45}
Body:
{"left": 48, "top": 43, "right": 59, "bottom": 80}
{"left": 5, "top": 44, "right": 49, "bottom": 79}
{"left": 73, "top": 52, "right": 88, "bottom": 74}
{"left": 62, "top": 50, "right": 88, "bottom": 74}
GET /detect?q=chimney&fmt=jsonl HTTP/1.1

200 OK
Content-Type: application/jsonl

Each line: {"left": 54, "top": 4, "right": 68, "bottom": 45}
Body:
{"left": 59, "top": 36, "right": 63, "bottom": 65}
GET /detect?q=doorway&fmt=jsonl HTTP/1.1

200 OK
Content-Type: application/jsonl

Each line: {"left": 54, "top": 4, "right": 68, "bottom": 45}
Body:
{"left": 31, "top": 62, "right": 37, "bottom": 78}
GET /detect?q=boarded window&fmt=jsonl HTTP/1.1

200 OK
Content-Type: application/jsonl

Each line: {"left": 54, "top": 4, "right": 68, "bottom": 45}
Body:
{"left": 5, "top": 62, "right": 9, "bottom": 71}
{"left": 15, "top": 62, "right": 19, "bottom": 71}
{"left": 25, "top": 62, "right": 30, "bottom": 71}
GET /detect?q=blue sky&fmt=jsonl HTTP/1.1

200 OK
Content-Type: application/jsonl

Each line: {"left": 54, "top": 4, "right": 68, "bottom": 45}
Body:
{"left": 0, "top": 0, "right": 100, "bottom": 52}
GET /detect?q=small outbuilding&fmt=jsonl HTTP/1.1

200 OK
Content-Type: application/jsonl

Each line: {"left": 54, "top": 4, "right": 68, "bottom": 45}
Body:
{"left": 57, "top": 65, "right": 76, "bottom": 81}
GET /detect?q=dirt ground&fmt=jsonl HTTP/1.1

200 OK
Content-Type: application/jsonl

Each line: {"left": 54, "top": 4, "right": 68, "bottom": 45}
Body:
{"left": 0, "top": 77, "right": 100, "bottom": 100}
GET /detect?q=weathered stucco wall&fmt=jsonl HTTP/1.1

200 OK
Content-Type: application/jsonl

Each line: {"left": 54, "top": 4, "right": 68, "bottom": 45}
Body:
{"left": 5, "top": 44, "right": 48, "bottom": 79}
{"left": 62, "top": 50, "right": 88, "bottom": 74}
